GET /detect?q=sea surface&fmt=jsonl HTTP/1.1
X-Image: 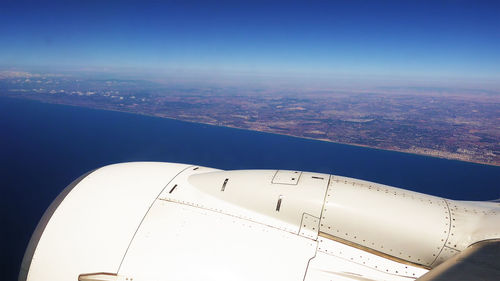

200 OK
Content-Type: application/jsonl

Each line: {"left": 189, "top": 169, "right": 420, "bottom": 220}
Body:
{"left": 1, "top": 96, "right": 499, "bottom": 281}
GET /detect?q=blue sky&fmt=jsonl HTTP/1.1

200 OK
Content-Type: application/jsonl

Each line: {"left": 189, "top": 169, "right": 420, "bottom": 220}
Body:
{"left": 1, "top": 0, "right": 499, "bottom": 85}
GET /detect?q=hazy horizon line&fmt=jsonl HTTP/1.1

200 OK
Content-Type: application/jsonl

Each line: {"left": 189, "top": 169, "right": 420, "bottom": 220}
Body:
{"left": 1, "top": 65, "right": 499, "bottom": 93}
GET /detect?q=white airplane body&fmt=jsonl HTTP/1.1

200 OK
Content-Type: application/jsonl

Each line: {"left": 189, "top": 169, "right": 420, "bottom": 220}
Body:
{"left": 20, "top": 162, "right": 500, "bottom": 281}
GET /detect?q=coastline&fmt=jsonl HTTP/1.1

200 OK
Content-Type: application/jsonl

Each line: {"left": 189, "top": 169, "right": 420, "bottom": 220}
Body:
{"left": 2, "top": 95, "right": 498, "bottom": 167}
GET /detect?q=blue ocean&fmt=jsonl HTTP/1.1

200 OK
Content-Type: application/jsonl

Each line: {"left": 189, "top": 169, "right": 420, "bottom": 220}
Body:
{"left": 1, "top": 96, "right": 499, "bottom": 281}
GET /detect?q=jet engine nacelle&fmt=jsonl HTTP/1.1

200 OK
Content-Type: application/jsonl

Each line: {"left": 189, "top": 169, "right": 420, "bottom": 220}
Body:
{"left": 20, "top": 162, "right": 500, "bottom": 281}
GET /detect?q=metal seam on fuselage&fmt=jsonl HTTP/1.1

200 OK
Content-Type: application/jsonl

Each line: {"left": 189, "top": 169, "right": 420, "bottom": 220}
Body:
{"left": 296, "top": 171, "right": 303, "bottom": 185}
{"left": 318, "top": 232, "right": 431, "bottom": 270}
{"left": 430, "top": 199, "right": 454, "bottom": 266}
{"left": 316, "top": 235, "right": 426, "bottom": 278}
{"left": 301, "top": 174, "right": 332, "bottom": 281}
{"left": 116, "top": 165, "right": 195, "bottom": 273}
{"left": 271, "top": 170, "right": 279, "bottom": 184}
{"left": 271, "top": 170, "right": 303, "bottom": 185}
{"left": 158, "top": 197, "right": 301, "bottom": 235}
{"left": 302, "top": 238, "right": 320, "bottom": 281}
{"left": 318, "top": 175, "right": 332, "bottom": 223}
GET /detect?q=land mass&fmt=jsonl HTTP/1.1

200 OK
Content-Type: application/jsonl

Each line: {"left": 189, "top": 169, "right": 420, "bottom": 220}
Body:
{"left": 1, "top": 71, "right": 499, "bottom": 166}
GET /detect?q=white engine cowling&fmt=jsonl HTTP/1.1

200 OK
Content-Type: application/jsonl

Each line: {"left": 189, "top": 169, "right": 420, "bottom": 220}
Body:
{"left": 20, "top": 162, "right": 500, "bottom": 281}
